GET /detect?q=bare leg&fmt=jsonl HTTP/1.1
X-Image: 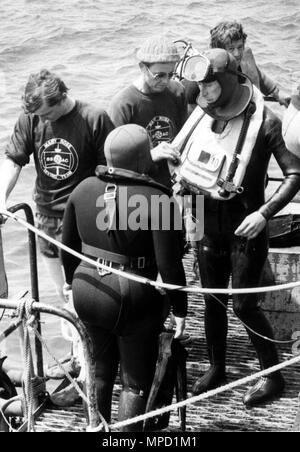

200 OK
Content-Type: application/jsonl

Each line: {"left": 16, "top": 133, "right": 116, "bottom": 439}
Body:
{"left": 41, "top": 256, "right": 65, "bottom": 305}
{"left": 42, "top": 256, "right": 83, "bottom": 379}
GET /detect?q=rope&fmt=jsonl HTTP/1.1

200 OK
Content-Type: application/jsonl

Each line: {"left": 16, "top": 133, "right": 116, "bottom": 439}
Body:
{"left": 0, "top": 308, "right": 5, "bottom": 321}
{"left": 3, "top": 209, "right": 300, "bottom": 296}
{"left": 16, "top": 298, "right": 37, "bottom": 432}
{"left": 33, "top": 327, "right": 89, "bottom": 404}
{"left": 3, "top": 208, "right": 300, "bottom": 346}
{"left": 209, "top": 293, "right": 296, "bottom": 345}
{"left": 31, "top": 326, "right": 110, "bottom": 432}
{"left": 111, "top": 352, "right": 300, "bottom": 431}
{"left": 2, "top": 208, "right": 300, "bottom": 430}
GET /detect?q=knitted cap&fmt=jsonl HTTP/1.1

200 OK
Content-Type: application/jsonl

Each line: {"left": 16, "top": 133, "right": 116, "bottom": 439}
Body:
{"left": 136, "top": 35, "right": 180, "bottom": 63}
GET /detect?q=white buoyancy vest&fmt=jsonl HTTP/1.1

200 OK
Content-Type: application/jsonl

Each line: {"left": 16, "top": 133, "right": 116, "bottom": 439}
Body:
{"left": 171, "top": 86, "right": 264, "bottom": 200}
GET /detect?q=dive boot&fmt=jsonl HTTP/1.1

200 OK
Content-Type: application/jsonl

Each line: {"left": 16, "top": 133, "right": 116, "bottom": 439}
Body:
{"left": 243, "top": 373, "right": 285, "bottom": 407}
{"left": 192, "top": 365, "right": 226, "bottom": 395}
{"left": 192, "top": 345, "right": 226, "bottom": 395}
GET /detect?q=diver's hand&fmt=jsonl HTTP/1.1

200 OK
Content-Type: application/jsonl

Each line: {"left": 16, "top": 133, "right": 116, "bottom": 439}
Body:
{"left": 173, "top": 316, "right": 186, "bottom": 339}
{"left": 234, "top": 211, "right": 266, "bottom": 240}
{"left": 278, "top": 95, "right": 290, "bottom": 108}
{"left": 150, "top": 142, "right": 180, "bottom": 164}
{"left": 272, "top": 88, "right": 290, "bottom": 108}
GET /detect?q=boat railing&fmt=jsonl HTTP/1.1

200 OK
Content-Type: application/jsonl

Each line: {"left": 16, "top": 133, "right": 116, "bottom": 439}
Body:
{"left": 1, "top": 204, "right": 300, "bottom": 432}
{"left": 0, "top": 296, "right": 101, "bottom": 432}
{"left": 0, "top": 203, "right": 102, "bottom": 432}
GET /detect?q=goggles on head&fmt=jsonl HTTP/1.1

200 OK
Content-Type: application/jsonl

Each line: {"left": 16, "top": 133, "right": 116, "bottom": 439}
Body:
{"left": 182, "top": 54, "right": 211, "bottom": 82}
{"left": 182, "top": 53, "right": 231, "bottom": 82}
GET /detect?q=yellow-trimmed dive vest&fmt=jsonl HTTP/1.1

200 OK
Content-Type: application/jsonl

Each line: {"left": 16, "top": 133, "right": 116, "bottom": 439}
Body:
{"left": 171, "top": 86, "right": 264, "bottom": 200}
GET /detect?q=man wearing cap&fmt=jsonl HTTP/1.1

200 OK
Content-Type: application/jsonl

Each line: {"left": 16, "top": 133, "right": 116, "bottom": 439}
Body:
{"left": 60, "top": 124, "right": 187, "bottom": 430}
{"left": 176, "top": 48, "right": 300, "bottom": 406}
{"left": 108, "top": 35, "right": 187, "bottom": 188}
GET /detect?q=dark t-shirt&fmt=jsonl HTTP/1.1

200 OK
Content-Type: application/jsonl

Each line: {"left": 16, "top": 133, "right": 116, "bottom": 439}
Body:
{"left": 5, "top": 101, "right": 114, "bottom": 216}
{"left": 108, "top": 80, "right": 187, "bottom": 187}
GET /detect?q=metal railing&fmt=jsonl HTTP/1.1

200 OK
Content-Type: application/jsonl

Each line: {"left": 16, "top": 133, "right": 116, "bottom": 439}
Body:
{"left": 0, "top": 204, "right": 101, "bottom": 431}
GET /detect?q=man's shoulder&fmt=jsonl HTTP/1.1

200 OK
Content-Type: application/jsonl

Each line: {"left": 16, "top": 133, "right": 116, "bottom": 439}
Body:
{"left": 110, "top": 85, "right": 137, "bottom": 103}
{"left": 243, "top": 47, "right": 256, "bottom": 59}
{"left": 10, "top": 110, "right": 36, "bottom": 136}
{"left": 126, "top": 183, "right": 172, "bottom": 200}
{"left": 75, "top": 100, "right": 109, "bottom": 120}
{"left": 263, "top": 105, "right": 281, "bottom": 126}
{"left": 241, "top": 47, "right": 258, "bottom": 71}
{"left": 71, "top": 175, "right": 103, "bottom": 198}
{"left": 16, "top": 110, "right": 33, "bottom": 127}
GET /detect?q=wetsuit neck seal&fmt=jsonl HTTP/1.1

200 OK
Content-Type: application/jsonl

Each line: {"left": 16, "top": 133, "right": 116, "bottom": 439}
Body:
{"left": 95, "top": 165, "right": 172, "bottom": 196}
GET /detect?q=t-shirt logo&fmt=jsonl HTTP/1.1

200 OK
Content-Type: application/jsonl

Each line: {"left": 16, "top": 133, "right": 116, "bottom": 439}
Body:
{"left": 38, "top": 138, "right": 79, "bottom": 180}
{"left": 146, "top": 116, "right": 175, "bottom": 147}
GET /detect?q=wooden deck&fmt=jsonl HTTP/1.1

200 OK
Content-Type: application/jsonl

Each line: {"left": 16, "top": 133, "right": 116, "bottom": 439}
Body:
{"left": 34, "top": 251, "right": 300, "bottom": 432}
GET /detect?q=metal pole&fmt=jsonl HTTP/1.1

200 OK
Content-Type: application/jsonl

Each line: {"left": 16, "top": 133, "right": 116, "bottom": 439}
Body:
{"left": 8, "top": 204, "right": 44, "bottom": 377}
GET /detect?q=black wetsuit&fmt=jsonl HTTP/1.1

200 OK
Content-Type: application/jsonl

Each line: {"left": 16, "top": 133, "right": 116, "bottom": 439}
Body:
{"left": 197, "top": 106, "right": 300, "bottom": 370}
{"left": 61, "top": 169, "right": 187, "bottom": 426}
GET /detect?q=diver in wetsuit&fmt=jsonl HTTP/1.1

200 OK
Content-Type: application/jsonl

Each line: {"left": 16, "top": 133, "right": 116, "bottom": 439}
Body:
{"left": 180, "top": 48, "right": 300, "bottom": 406}
{"left": 61, "top": 124, "right": 187, "bottom": 430}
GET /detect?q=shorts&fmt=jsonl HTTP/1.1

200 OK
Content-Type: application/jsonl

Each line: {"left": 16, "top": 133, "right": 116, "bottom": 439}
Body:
{"left": 35, "top": 212, "right": 63, "bottom": 258}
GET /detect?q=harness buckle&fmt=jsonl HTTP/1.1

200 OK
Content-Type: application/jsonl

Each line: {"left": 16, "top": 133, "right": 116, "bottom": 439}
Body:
{"left": 97, "top": 258, "right": 112, "bottom": 276}
{"left": 217, "top": 178, "right": 244, "bottom": 196}
{"left": 137, "top": 256, "right": 146, "bottom": 269}
{"left": 104, "top": 184, "right": 117, "bottom": 201}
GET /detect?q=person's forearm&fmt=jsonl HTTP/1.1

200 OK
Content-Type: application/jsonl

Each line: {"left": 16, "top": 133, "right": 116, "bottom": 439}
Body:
{"left": 0, "top": 158, "right": 22, "bottom": 209}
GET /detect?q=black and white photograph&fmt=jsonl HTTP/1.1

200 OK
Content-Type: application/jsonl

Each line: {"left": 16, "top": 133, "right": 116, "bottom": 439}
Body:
{"left": 0, "top": 0, "right": 300, "bottom": 437}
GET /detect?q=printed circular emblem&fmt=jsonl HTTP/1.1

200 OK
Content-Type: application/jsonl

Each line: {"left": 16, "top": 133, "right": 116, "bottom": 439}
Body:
{"left": 146, "top": 116, "right": 175, "bottom": 147}
{"left": 38, "top": 138, "right": 79, "bottom": 180}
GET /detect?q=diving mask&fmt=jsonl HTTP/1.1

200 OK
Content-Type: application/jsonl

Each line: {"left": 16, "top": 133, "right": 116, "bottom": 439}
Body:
{"left": 182, "top": 51, "right": 233, "bottom": 82}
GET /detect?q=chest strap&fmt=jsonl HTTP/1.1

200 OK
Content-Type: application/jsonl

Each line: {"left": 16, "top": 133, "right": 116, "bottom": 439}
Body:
{"left": 81, "top": 243, "right": 156, "bottom": 270}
